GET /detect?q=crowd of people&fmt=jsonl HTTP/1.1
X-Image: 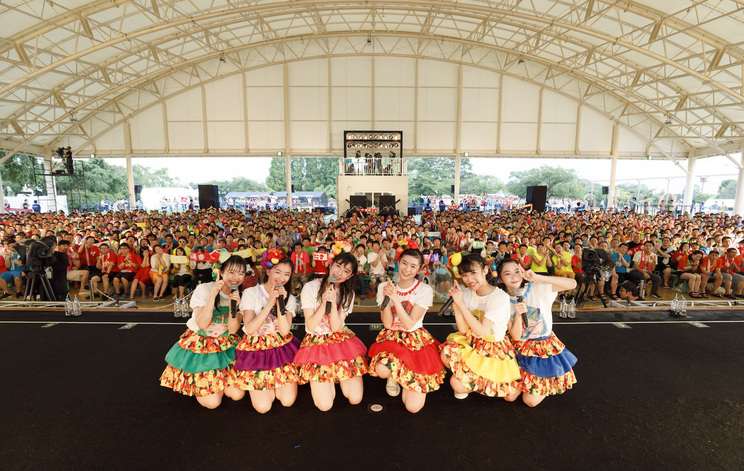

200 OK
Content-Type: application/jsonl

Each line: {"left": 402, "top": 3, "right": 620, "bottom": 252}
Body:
{"left": 0, "top": 204, "right": 742, "bottom": 303}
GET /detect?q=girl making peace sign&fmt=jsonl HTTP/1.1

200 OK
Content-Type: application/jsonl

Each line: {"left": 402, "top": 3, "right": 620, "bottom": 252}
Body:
{"left": 159, "top": 256, "right": 245, "bottom": 409}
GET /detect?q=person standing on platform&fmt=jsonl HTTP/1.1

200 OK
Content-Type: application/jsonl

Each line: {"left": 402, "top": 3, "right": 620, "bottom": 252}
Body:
{"left": 232, "top": 252, "right": 301, "bottom": 413}
{"left": 368, "top": 249, "right": 446, "bottom": 413}
{"left": 497, "top": 259, "right": 578, "bottom": 407}
{"left": 159, "top": 256, "right": 245, "bottom": 409}
{"left": 294, "top": 252, "right": 368, "bottom": 411}
{"left": 440, "top": 254, "right": 522, "bottom": 401}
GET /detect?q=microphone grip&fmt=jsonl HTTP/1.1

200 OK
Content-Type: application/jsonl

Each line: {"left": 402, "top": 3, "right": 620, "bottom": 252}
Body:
{"left": 325, "top": 301, "right": 332, "bottom": 315}
{"left": 517, "top": 295, "right": 528, "bottom": 327}
{"left": 276, "top": 284, "right": 286, "bottom": 315}
{"left": 380, "top": 296, "right": 390, "bottom": 310}
{"left": 438, "top": 297, "right": 454, "bottom": 316}
{"left": 230, "top": 284, "right": 238, "bottom": 318}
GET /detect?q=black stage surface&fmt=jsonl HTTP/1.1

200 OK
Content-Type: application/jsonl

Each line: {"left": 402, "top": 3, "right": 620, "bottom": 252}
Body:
{"left": 2, "top": 309, "right": 743, "bottom": 470}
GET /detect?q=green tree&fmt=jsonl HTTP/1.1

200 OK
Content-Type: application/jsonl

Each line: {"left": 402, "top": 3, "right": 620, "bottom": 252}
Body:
{"left": 717, "top": 179, "right": 737, "bottom": 199}
{"left": 460, "top": 174, "right": 503, "bottom": 195}
{"left": 133, "top": 164, "right": 181, "bottom": 188}
{"left": 506, "top": 165, "right": 583, "bottom": 198}
{"left": 407, "top": 158, "right": 476, "bottom": 197}
{"left": 266, "top": 157, "right": 337, "bottom": 198}
{"left": 0, "top": 152, "right": 45, "bottom": 196}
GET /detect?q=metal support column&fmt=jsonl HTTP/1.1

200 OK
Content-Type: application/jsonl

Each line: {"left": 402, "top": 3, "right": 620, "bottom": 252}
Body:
{"left": 683, "top": 150, "right": 696, "bottom": 214}
{"left": 608, "top": 124, "right": 619, "bottom": 209}
{"left": 734, "top": 144, "right": 744, "bottom": 216}
{"left": 123, "top": 120, "right": 135, "bottom": 210}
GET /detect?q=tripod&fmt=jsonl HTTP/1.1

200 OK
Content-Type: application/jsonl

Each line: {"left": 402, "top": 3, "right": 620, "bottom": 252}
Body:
{"left": 24, "top": 268, "right": 56, "bottom": 302}
{"left": 575, "top": 269, "right": 608, "bottom": 308}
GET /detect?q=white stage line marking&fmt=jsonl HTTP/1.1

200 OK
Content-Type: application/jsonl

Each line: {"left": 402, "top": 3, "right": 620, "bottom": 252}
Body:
{"left": 118, "top": 323, "right": 137, "bottom": 330}
{"left": 689, "top": 322, "right": 709, "bottom": 328}
{"left": 40, "top": 323, "right": 58, "bottom": 328}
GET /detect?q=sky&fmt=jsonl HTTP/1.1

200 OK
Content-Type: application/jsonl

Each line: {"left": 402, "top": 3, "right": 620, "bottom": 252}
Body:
{"left": 114, "top": 153, "right": 740, "bottom": 196}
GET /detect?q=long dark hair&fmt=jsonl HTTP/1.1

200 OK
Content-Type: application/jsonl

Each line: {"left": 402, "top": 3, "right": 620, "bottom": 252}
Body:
{"left": 213, "top": 255, "right": 247, "bottom": 308}
{"left": 316, "top": 252, "right": 357, "bottom": 310}
{"left": 459, "top": 253, "right": 487, "bottom": 275}
{"left": 496, "top": 258, "right": 527, "bottom": 293}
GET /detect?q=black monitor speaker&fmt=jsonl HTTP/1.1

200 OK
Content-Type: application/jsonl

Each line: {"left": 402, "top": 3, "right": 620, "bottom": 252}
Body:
{"left": 602, "top": 186, "right": 609, "bottom": 195}
{"left": 198, "top": 184, "right": 220, "bottom": 209}
{"left": 526, "top": 185, "right": 547, "bottom": 213}
{"left": 134, "top": 184, "right": 143, "bottom": 195}
{"left": 349, "top": 195, "right": 368, "bottom": 211}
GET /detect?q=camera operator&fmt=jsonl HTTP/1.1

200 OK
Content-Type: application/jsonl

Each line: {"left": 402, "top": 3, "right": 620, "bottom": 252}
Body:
{"left": 51, "top": 239, "right": 71, "bottom": 301}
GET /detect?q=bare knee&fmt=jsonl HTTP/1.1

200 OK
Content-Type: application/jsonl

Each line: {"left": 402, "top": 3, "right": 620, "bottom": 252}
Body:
{"left": 254, "top": 402, "right": 273, "bottom": 414}
{"left": 522, "top": 393, "right": 546, "bottom": 408}
{"left": 314, "top": 399, "right": 334, "bottom": 412}
{"left": 196, "top": 394, "right": 222, "bottom": 409}
{"left": 224, "top": 387, "right": 245, "bottom": 401}
{"left": 375, "top": 363, "right": 390, "bottom": 378}
{"left": 405, "top": 400, "right": 425, "bottom": 414}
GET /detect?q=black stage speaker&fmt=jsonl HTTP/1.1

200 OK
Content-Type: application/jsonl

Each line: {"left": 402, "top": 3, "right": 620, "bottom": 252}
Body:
{"left": 134, "top": 184, "right": 143, "bottom": 195}
{"left": 451, "top": 184, "right": 455, "bottom": 194}
{"left": 198, "top": 184, "right": 220, "bottom": 209}
{"left": 349, "top": 195, "right": 369, "bottom": 210}
{"left": 408, "top": 207, "right": 417, "bottom": 216}
{"left": 379, "top": 195, "right": 399, "bottom": 217}
{"left": 602, "top": 186, "right": 609, "bottom": 195}
{"left": 526, "top": 185, "right": 547, "bottom": 213}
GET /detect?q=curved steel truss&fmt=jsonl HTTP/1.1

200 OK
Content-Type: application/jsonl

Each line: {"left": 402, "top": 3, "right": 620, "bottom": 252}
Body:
{"left": 1, "top": 0, "right": 743, "bottom": 161}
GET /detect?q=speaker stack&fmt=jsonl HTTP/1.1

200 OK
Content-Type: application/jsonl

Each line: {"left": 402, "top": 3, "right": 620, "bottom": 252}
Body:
{"left": 526, "top": 185, "right": 547, "bottom": 213}
{"left": 198, "top": 184, "right": 220, "bottom": 209}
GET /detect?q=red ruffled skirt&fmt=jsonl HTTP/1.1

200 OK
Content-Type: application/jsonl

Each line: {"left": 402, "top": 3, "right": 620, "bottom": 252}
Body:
{"left": 293, "top": 327, "right": 368, "bottom": 384}
{"left": 368, "top": 328, "right": 445, "bottom": 393}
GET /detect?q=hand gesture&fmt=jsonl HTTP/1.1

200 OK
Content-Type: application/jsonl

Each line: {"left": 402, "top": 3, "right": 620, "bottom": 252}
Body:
{"left": 212, "top": 271, "right": 224, "bottom": 294}
{"left": 321, "top": 284, "right": 336, "bottom": 304}
{"left": 522, "top": 269, "right": 537, "bottom": 282}
{"left": 228, "top": 287, "right": 241, "bottom": 307}
{"left": 447, "top": 281, "right": 464, "bottom": 304}
{"left": 382, "top": 281, "right": 399, "bottom": 304}
{"left": 515, "top": 301, "right": 528, "bottom": 317}
{"left": 274, "top": 283, "right": 287, "bottom": 300}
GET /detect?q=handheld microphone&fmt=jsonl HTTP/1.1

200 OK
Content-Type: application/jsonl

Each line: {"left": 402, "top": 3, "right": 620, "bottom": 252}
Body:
{"left": 230, "top": 284, "right": 238, "bottom": 318}
{"left": 276, "top": 284, "right": 286, "bottom": 315}
{"left": 380, "top": 278, "right": 393, "bottom": 310}
{"left": 438, "top": 296, "right": 455, "bottom": 316}
{"left": 325, "top": 275, "right": 337, "bottom": 315}
{"left": 515, "top": 288, "right": 528, "bottom": 327}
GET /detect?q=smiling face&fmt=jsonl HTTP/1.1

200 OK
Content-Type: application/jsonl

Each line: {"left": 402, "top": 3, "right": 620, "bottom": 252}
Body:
{"left": 220, "top": 263, "right": 246, "bottom": 288}
{"left": 329, "top": 260, "right": 354, "bottom": 284}
{"left": 498, "top": 260, "right": 524, "bottom": 292}
{"left": 267, "top": 262, "right": 292, "bottom": 287}
{"left": 461, "top": 264, "right": 488, "bottom": 292}
{"left": 398, "top": 254, "right": 422, "bottom": 281}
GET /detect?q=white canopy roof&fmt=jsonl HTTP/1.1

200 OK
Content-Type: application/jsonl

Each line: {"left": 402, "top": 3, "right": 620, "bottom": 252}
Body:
{"left": 1, "top": 0, "right": 743, "bottom": 165}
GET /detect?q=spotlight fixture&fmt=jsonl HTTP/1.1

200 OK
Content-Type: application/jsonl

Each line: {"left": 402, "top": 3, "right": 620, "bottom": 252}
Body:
{"left": 647, "top": 155, "right": 653, "bottom": 160}
{"left": 277, "top": 151, "right": 283, "bottom": 156}
{"left": 219, "top": 52, "right": 226, "bottom": 63}
{"left": 518, "top": 55, "right": 525, "bottom": 64}
{"left": 367, "top": 35, "right": 372, "bottom": 45}
{"left": 663, "top": 114, "right": 673, "bottom": 126}
{"left": 69, "top": 112, "right": 78, "bottom": 122}
{"left": 463, "top": 152, "right": 469, "bottom": 157}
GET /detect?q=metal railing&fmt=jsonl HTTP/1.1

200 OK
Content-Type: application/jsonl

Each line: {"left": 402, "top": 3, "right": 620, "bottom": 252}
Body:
{"left": 340, "top": 156, "right": 407, "bottom": 176}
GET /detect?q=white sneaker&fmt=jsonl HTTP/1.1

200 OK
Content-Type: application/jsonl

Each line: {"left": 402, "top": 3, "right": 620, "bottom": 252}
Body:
{"left": 386, "top": 377, "right": 401, "bottom": 397}
{"left": 454, "top": 392, "right": 469, "bottom": 400}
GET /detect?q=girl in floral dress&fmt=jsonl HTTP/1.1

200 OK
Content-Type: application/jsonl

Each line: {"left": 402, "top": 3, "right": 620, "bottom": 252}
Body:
{"left": 440, "top": 254, "right": 523, "bottom": 401}
{"left": 159, "top": 255, "right": 245, "bottom": 409}
{"left": 369, "top": 249, "right": 446, "bottom": 413}
{"left": 232, "top": 251, "right": 300, "bottom": 413}
{"left": 497, "top": 259, "right": 578, "bottom": 407}
{"left": 294, "top": 252, "right": 368, "bottom": 411}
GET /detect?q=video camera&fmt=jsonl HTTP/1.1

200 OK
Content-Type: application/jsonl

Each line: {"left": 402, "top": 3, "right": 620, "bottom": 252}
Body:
{"left": 581, "top": 248, "right": 615, "bottom": 281}
{"left": 14, "top": 237, "right": 56, "bottom": 270}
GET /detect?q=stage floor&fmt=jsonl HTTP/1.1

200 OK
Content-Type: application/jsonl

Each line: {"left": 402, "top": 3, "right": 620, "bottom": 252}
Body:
{"left": 2, "top": 311, "right": 743, "bottom": 470}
